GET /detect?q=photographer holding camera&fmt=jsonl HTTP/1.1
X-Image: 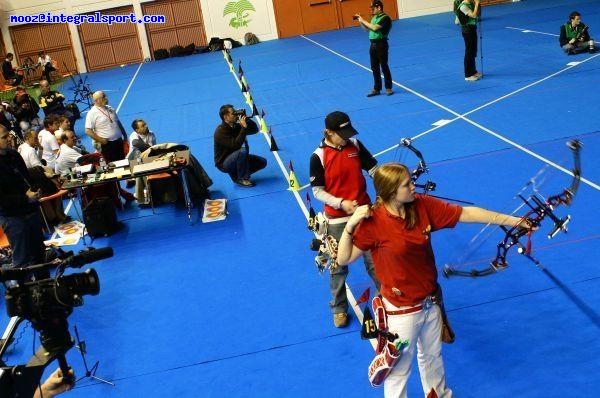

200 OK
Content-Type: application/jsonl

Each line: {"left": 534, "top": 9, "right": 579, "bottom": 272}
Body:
{"left": 354, "top": 1, "right": 394, "bottom": 97}
{"left": 213, "top": 104, "right": 267, "bottom": 187}
{"left": 559, "top": 11, "right": 596, "bottom": 55}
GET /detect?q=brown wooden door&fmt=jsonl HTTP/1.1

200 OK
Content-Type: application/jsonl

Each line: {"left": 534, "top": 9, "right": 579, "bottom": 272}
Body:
{"left": 142, "top": 0, "right": 207, "bottom": 58}
{"left": 78, "top": 6, "right": 142, "bottom": 71}
{"left": 274, "top": 0, "right": 398, "bottom": 38}
{"left": 8, "top": 23, "right": 77, "bottom": 83}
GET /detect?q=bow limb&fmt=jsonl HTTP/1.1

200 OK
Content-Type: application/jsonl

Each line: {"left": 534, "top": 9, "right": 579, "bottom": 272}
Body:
{"left": 444, "top": 140, "right": 582, "bottom": 278}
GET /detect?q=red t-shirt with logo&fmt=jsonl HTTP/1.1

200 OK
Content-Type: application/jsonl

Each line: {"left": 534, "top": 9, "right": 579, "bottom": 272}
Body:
{"left": 352, "top": 194, "right": 462, "bottom": 306}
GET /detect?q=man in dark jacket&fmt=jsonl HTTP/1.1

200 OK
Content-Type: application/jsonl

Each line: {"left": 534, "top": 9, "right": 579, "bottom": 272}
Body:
{"left": 213, "top": 104, "right": 266, "bottom": 187}
{"left": 559, "top": 11, "right": 596, "bottom": 55}
{"left": 0, "top": 125, "right": 46, "bottom": 268}
{"left": 13, "top": 87, "right": 43, "bottom": 132}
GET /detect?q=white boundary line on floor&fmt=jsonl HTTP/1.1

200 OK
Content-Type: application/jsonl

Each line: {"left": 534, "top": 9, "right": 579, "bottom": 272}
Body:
{"left": 506, "top": 26, "right": 559, "bottom": 37}
{"left": 300, "top": 35, "right": 600, "bottom": 192}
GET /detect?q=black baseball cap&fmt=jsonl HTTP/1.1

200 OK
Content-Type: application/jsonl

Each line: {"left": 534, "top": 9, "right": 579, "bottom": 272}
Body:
{"left": 370, "top": 1, "right": 384, "bottom": 9}
{"left": 325, "top": 111, "right": 358, "bottom": 140}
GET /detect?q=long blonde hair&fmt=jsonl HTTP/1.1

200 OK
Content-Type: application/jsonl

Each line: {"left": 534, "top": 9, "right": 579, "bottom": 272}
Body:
{"left": 373, "top": 162, "right": 419, "bottom": 229}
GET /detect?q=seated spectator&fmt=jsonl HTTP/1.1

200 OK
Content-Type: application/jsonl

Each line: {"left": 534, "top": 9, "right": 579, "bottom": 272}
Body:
{"left": 0, "top": 101, "right": 19, "bottom": 136}
{"left": 55, "top": 130, "right": 82, "bottom": 176}
{"left": 28, "top": 164, "right": 68, "bottom": 227}
{"left": 38, "top": 115, "right": 60, "bottom": 169}
{"left": 37, "top": 50, "right": 57, "bottom": 83}
{"left": 560, "top": 11, "right": 596, "bottom": 55}
{"left": 39, "top": 80, "right": 76, "bottom": 128}
{"left": 18, "top": 129, "right": 43, "bottom": 168}
{"left": 13, "top": 86, "right": 43, "bottom": 133}
{"left": 127, "top": 118, "right": 157, "bottom": 160}
{"left": 54, "top": 115, "right": 69, "bottom": 142}
{"left": 126, "top": 118, "right": 156, "bottom": 190}
{"left": 2, "top": 53, "right": 23, "bottom": 86}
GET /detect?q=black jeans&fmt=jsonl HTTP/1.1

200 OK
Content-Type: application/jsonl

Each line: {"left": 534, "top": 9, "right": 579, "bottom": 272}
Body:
{"left": 369, "top": 40, "right": 392, "bottom": 91}
{"left": 461, "top": 25, "right": 478, "bottom": 77}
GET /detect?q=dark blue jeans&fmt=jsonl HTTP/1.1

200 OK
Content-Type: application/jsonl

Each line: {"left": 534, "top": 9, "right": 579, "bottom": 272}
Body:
{"left": 369, "top": 40, "right": 393, "bottom": 91}
{"left": 0, "top": 212, "right": 46, "bottom": 268}
{"left": 221, "top": 148, "right": 267, "bottom": 181}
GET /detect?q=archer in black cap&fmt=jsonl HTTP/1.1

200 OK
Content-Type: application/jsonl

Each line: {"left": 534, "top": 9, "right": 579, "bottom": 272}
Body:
{"left": 309, "top": 110, "right": 379, "bottom": 328}
{"left": 354, "top": 1, "right": 394, "bottom": 97}
{"left": 324, "top": 111, "right": 359, "bottom": 140}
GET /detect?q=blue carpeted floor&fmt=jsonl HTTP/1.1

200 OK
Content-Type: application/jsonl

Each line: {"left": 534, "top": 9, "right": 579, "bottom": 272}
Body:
{"left": 2, "top": 0, "right": 599, "bottom": 396}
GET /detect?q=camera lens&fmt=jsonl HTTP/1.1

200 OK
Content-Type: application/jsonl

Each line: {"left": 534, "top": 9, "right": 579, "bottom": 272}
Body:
{"left": 57, "top": 268, "right": 100, "bottom": 305}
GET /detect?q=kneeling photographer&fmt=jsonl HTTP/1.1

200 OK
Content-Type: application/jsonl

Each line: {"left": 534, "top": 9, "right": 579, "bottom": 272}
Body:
{"left": 213, "top": 104, "right": 267, "bottom": 187}
{"left": 0, "top": 247, "right": 112, "bottom": 398}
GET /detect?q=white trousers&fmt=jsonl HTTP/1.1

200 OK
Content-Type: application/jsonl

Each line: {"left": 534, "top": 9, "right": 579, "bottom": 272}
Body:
{"left": 383, "top": 298, "right": 453, "bottom": 398}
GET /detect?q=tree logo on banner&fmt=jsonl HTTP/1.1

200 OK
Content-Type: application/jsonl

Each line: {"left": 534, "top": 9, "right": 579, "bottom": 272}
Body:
{"left": 223, "top": 0, "right": 256, "bottom": 28}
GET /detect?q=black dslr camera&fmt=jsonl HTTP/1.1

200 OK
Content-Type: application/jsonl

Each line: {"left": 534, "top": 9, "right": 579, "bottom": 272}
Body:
{"left": 233, "top": 108, "right": 247, "bottom": 118}
{"left": 0, "top": 247, "right": 112, "bottom": 398}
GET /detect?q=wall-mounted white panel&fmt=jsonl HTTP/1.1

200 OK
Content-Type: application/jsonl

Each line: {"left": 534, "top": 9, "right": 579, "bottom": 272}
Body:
{"left": 199, "top": 0, "right": 278, "bottom": 43}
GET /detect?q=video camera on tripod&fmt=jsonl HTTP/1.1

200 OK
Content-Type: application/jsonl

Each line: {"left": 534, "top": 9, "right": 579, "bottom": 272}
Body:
{"left": 0, "top": 247, "right": 112, "bottom": 398}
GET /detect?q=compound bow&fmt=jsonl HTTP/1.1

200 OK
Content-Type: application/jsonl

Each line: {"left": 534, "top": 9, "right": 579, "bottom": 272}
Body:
{"left": 443, "top": 140, "right": 582, "bottom": 278}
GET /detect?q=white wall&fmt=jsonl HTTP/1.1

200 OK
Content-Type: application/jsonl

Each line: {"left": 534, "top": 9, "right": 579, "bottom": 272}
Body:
{"left": 396, "top": 0, "right": 452, "bottom": 19}
{"left": 199, "top": 0, "right": 278, "bottom": 44}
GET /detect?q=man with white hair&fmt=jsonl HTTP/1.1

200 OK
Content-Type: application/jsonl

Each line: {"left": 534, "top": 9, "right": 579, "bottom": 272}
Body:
{"left": 85, "top": 90, "right": 135, "bottom": 204}
{"left": 85, "top": 91, "right": 125, "bottom": 162}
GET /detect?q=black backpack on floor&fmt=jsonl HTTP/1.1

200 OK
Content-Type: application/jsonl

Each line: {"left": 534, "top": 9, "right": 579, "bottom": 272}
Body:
{"left": 83, "top": 197, "right": 121, "bottom": 238}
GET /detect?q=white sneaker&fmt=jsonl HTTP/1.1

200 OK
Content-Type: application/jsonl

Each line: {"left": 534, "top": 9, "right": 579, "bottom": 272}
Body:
{"left": 465, "top": 75, "right": 480, "bottom": 82}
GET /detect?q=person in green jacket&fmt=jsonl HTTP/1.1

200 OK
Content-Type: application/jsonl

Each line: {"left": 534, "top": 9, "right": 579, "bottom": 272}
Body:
{"left": 355, "top": 1, "right": 394, "bottom": 97}
{"left": 454, "top": 0, "right": 481, "bottom": 81}
{"left": 559, "top": 11, "right": 596, "bottom": 55}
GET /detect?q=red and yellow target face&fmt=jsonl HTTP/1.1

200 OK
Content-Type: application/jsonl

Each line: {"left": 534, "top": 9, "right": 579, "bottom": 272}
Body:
{"left": 204, "top": 199, "right": 226, "bottom": 219}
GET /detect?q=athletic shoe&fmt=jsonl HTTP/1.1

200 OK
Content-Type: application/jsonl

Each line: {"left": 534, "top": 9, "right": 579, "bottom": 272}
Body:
{"left": 465, "top": 75, "right": 480, "bottom": 82}
{"left": 333, "top": 312, "right": 349, "bottom": 328}
{"left": 235, "top": 179, "right": 255, "bottom": 187}
{"left": 386, "top": 89, "right": 394, "bottom": 96}
{"left": 366, "top": 90, "right": 381, "bottom": 97}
